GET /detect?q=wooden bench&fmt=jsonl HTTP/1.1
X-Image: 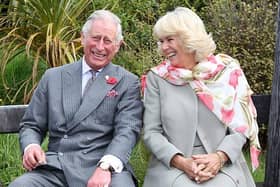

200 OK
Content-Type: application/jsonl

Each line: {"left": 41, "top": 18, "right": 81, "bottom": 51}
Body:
{"left": 0, "top": 95, "right": 271, "bottom": 186}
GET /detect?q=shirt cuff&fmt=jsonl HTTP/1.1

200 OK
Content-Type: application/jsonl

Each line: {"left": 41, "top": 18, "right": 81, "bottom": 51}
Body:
{"left": 99, "top": 154, "right": 124, "bottom": 173}
{"left": 24, "top": 143, "right": 41, "bottom": 153}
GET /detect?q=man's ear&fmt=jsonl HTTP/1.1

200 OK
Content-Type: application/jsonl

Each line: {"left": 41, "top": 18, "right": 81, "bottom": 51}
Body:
{"left": 115, "top": 40, "right": 123, "bottom": 52}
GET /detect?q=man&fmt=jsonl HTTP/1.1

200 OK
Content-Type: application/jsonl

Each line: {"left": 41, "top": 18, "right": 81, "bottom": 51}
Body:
{"left": 9, "top": 10, "right": 143, "bottom": 187}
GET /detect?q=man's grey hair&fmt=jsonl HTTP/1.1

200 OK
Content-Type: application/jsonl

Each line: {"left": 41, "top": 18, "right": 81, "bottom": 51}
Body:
{"left": 81, "top": 10, "right": 123, "bottom": 43}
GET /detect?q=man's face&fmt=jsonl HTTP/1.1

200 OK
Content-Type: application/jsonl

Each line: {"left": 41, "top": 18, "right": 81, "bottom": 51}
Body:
{"left": 81, "top": 18, "right": 121, "bottom": 70}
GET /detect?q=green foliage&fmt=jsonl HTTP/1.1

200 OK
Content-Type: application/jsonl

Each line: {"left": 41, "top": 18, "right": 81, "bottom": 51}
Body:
{"left": 0, "top": 0, "right": 275, "bottom": 102}
{"left": 0, "top": 0, "right": 92, "bottom": 103}
{"left": 0, "top": 0, "right": 208, "bottom": 103}
{"left": 0, "top": 51, "right": 47, "bottom": 104}
{"left": 201, "top": 0, "right": 277, "bottom": 94}
{"left": 0, "top": 134, "right": 24, "bottom": 186}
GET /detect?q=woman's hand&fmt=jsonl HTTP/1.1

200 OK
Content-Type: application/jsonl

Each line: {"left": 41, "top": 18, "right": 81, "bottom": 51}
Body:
{"left": 192, "top": 151, "right": 228, "bottom": 183}
{"left": 170, "top": 154, "right": 199, "bottom": 180}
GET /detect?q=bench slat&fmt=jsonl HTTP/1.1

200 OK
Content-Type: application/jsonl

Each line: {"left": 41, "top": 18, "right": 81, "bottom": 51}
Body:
{"left": 0, "top": 105, "right": 27, "bottom": 133}
{"left": 252, "top": 94, "right": 271, "bottom": 124}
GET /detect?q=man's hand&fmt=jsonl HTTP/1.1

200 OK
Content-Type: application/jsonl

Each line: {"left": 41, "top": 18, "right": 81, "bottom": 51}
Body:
{"left": 87, "top": 167, "right": 111, "bottom": 187}
{"left": 22, "top": 144, "right": 46, "bottom": 171}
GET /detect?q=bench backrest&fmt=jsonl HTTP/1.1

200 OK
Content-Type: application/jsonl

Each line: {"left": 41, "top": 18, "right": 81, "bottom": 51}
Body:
{"left": 0, "top": 95, "right": 271, "bottom": 134}
{"left": 251, "top": 94, "right": 271, "bottom": 124}
{"left": 0, "top": 105, "right": 28, "bottom": 133}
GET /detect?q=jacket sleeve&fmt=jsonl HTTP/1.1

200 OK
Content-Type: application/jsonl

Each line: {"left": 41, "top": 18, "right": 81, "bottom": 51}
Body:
{"left": 217, "top": 128, "right": 247, "bottom": 164}
{"left": 19, "top": 70, "right": 49, "bottom": 154}
{"left": 104, "top": 73, "right": 143, "bottom": 166}
{"left": 143, "top": 72, "right": 183, "bottom": 168}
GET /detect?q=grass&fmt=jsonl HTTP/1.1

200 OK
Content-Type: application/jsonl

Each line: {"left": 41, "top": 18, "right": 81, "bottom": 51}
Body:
{"left": 0, "top": 134, "right": 24, "bottom": 186}
{"left": 0, "top": 135, "right": 265, "bottom": 187}
{"left": 244, "top": 149, "right": 266, "bottom": 182}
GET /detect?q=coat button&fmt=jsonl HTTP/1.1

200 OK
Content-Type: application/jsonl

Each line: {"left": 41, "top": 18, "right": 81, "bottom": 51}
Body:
{"left": 63, "top": 135, "right": 68, "bottom": 139}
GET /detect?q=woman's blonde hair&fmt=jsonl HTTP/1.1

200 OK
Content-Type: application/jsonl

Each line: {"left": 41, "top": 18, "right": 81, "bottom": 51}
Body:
{"left": 153, "top": 7, "right": 216, "bottom": 62}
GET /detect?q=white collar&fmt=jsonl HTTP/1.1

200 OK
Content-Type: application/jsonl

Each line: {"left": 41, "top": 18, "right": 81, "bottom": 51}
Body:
{"left": 82, "top": 56, "right": 103, "bottom": 75}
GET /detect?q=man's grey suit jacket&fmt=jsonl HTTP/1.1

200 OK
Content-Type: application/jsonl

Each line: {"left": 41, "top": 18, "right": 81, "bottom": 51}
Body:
{"left": 19, "top": 60, "right": 143, "bottom": 186}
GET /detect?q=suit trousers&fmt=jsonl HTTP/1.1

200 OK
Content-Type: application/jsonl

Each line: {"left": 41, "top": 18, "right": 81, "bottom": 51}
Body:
{"left": 8, "top": 166, "right": 67, "bottom": 187}
{"left": 8, "top": 165, "right": 136, "bottom": 187}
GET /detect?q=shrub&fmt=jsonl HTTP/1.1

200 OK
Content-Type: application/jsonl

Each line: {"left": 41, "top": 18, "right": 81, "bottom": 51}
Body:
{"left": 201, "top": 0, "right": 277, "bottom": 94}
{"left": 0, "top": 0, "right": 92, "bottom": 103}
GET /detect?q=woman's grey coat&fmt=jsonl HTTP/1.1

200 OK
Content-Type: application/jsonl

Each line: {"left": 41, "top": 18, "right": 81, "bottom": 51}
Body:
{"left": 143, "top": 72, "right": 255, "bottom": 187}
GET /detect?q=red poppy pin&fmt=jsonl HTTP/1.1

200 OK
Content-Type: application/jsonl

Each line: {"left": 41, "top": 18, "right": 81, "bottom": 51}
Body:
{"left": 105, "top": 75, "right": 118, "bottom": 84}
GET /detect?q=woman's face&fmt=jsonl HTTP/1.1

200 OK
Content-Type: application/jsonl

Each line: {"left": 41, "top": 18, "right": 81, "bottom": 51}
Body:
{"left": 158, "top": 35, "right": 196, "bottom": 69}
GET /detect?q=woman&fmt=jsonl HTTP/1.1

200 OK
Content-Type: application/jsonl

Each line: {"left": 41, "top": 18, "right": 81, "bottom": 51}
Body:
{"left": 142, "top": 7, "right": 260, "bottom": 187}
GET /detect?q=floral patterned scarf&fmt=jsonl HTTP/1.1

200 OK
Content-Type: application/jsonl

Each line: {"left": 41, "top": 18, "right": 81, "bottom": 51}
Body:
{"left": 150, "top": 53, "right": 261, "bottom": 171}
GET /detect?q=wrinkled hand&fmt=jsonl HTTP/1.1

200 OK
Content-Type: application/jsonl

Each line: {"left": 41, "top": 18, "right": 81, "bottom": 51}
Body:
{"left": 87, "top": 167, "right": 111, "bottom": 187}
{"left": 192, "top": 153, "right": 221, "bottom": 183}
{"left": 23, "top": 144, "right": 46, "bottom": 171}
{"left": 170, "top": 154, "right": 199, "bottom": 180}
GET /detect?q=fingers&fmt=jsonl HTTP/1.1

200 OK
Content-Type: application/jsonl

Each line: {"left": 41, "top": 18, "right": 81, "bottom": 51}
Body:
{"left": 87, "top": 167, "right": 111, "bottom": 187}
{"left": 192, "top": 155, "right": 210, "bottom": 167}
{"left": 193, "top": 153, "right": 220, "bottom": 172}
{"left": 191, "top": 153, "right": 223, "bottom": 183}
{"left": 193, "top": 163, "right": 206, "bottom": 174}
{"left": 194, "top": 167, "right": 215, "bottom": 183}
{"left": 197, "top": 169, "right": 215, "bottom": 177}
{"left": 195, "top": 173, "right": 215, "bottom": 183}
{"left": 22, "top": 145, "right": 46, "bottom": 171}
{"left": 192, "top": 154, "right": 209, "bottom": 160}
{"left": 37, "top": 149, "right": 47, "bottom": 165}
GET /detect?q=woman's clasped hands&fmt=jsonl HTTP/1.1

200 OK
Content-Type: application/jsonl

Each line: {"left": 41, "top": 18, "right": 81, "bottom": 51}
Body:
{"left": 192, "top": 151, "right": 227, "bottom": 183}
{"left": 171, "top": 151, "right": 227, "bottom": 184}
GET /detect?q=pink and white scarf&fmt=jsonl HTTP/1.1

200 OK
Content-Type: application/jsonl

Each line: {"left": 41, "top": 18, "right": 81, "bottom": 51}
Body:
{"left": 150, "top": 53, "right": 261, "bottom": 171}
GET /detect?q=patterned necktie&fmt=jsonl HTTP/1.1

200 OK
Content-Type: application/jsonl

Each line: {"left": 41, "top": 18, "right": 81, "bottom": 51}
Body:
{"left": 83, "top": 69, "right": 96, "bottom": 97}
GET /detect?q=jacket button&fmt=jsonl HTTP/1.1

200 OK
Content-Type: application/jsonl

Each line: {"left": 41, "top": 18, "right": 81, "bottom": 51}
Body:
{"left": 58, "top": 152, "right": 63, "bottom": 156}
{"left": 63, "top": 135, "right": 68, "bottom": 139}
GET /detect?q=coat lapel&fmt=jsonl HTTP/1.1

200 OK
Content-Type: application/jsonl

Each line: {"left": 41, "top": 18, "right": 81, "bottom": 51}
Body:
{"left": 62, "top": 61, "right": 83, "bottom": 124}
{"left": 67, "top": 63, "right": 122, "bottom": 131}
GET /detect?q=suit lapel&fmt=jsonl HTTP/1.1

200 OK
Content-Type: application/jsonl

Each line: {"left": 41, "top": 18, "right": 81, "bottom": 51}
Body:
{"left": 62, "top": 61, "right": 83, "bottom": 124}
{"left": 67, "top": 63, "right": 122, "bottom": 131}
